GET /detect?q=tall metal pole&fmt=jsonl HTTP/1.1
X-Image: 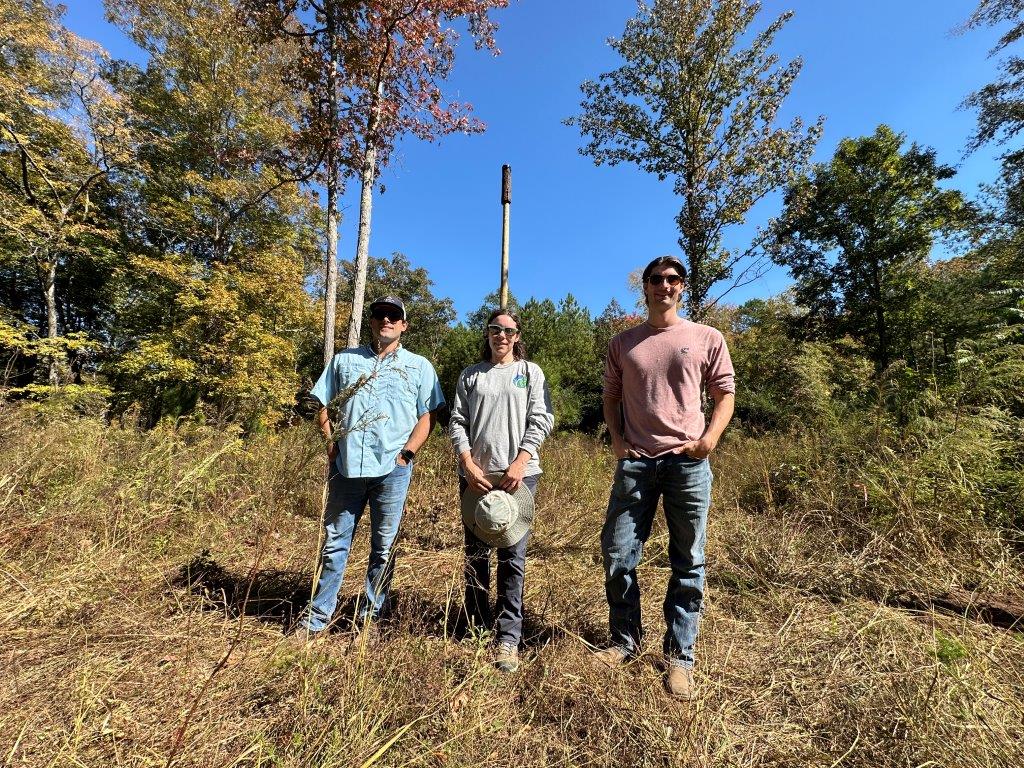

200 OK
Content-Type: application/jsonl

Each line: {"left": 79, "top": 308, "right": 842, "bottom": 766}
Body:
{"left": 500, "top": 164, "right": 511, "bottom": 310}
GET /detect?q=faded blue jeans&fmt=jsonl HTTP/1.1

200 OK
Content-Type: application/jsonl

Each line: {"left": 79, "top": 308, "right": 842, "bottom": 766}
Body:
{"left": 300, "top": 460, "right": 413, "bottom": 632}
{"left": 601, "top": 454, "right": 712, "bottom": 668}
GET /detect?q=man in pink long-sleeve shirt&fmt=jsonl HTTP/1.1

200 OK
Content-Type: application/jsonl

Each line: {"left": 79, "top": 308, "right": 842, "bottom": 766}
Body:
{"left": 596, "top": 256, "right": 736, "bottom": 701}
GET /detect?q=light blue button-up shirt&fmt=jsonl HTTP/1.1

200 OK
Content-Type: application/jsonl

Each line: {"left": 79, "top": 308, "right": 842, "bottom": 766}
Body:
{"left": 311, "top": 345, "right": 445, "bottom": 478}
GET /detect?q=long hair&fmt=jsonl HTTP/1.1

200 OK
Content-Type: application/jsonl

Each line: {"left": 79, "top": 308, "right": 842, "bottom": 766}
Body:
{"left": 479, "top": 309, "right": 528, "bottom": 362}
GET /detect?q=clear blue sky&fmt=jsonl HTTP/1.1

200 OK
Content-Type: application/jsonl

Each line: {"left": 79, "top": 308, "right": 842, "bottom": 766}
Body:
{"left": 67, "top": 1, "right": 1009, "bottom": 321}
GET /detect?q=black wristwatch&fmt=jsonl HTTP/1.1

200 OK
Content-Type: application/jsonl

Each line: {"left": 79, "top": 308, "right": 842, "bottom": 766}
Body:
{"left": 400, "top": 448, "right": 416, "bottom": 464}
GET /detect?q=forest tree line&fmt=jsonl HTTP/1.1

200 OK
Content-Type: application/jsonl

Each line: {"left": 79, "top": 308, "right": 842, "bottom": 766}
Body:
{"left": 2, "top": 1, "right": 1023, "bottom": 528}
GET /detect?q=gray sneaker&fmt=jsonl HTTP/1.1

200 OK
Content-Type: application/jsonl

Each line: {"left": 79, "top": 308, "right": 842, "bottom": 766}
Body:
{"left": 285, "top": 625, "right": 328, "bottom": 647}
{"left": 494, "top": 642, "right": 519, "bottom": 673}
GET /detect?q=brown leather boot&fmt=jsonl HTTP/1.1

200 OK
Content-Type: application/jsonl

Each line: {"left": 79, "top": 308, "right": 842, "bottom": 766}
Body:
{"left": 593, "top": 646, "right": 630, "bottom": 667}
{"left": 665, "top": 664, "right": 695, "bottom": 700}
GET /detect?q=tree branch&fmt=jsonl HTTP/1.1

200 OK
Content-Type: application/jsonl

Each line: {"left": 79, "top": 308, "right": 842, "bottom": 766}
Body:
{"left": 1, "top": 123, "right": 65, "bottom": 211}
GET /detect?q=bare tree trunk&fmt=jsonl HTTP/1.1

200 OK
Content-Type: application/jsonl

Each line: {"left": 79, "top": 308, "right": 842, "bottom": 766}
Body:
{"left": 687, "top": 241, "right": 703, "bottom": 322}
{"left": 683, "top": 184, "right": 706, "bottom": 322}
{"left": 324, "top": 159, "right": 340, "bottom": 364}
{"left": 871, "top": 260, "right": 888, "bottom": 373}
{"left": 44, "top": 257, "right": 60, "bottom": 386}
{"left": 322, "top": 3, "right": 341, "bottom": 366}
{"left": 346, "top": 140, "right": 378, "bottom": 348}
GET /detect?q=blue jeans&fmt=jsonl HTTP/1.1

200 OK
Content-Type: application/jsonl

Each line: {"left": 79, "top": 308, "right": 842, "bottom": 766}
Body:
{"left": 460, "top": 474, "right": 538, "bottom": 646}
{"left": 601, "top": 454, "right": 712, "bottom": 667}
{"left": 301, "top": 460, "right": 413, "bottom": 632}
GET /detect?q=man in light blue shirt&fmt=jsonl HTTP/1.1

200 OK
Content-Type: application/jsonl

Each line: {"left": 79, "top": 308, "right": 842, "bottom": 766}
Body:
{"left": 298, "top": 296, "right": 445, "bottom": 636}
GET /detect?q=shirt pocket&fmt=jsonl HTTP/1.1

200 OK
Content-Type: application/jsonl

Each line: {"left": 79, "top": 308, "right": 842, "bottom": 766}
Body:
{"left": 394, "top": 363, "right": 422, "bottom": 401}
{"left": 376, "top": 363, "right": 419, "bottom": 415}
{"left": 326, "top": 364, "right": 362, "bottom": 407}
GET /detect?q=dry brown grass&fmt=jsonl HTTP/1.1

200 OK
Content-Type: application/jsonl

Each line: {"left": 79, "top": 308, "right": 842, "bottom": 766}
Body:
{"left": 1, "top": 406, "right": 1023, "bottom": 767}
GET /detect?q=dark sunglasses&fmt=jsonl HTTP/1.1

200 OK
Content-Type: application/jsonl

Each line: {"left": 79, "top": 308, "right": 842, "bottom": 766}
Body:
{"left": 487, "top": 324, "right": 519, "bottom": 337}
{"left": 371, "top": 308, "right": 403, "bottom": 322}
{"left": 646, "top": 273, "right": 683, "bottom": 287}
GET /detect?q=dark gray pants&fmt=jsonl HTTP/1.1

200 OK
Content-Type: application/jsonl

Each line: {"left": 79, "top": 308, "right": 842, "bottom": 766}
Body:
{"left": 460, "top": 474, "right": 538, "bottom": 646}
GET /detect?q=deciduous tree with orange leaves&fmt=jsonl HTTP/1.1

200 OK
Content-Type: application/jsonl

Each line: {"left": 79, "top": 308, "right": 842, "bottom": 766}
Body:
{"left": 247, "top": 0, "right": 507, "bottom": 361}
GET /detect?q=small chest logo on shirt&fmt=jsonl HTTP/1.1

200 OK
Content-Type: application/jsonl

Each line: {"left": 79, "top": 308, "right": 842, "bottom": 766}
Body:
{"left": 680, "top": 346, "right": 690, "bottom": 356}
{"left": 512, "top": 374, "right": 529, "bottom": 388}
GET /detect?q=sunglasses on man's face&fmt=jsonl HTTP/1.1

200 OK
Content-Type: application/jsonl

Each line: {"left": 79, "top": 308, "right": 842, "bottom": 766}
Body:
{"left": 646, "top": 273, "right": 683, "bottom": 287}
{"left": 371, "top": 308, "right": 403, "bottom": 322}
{"left": 487, "top": 324, "right": 519, "bottom": 337}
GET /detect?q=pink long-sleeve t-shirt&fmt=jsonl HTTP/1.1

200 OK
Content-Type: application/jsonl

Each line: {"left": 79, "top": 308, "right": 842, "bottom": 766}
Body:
{"left": 603, "top": 319, "right": 736, "bottom": 457}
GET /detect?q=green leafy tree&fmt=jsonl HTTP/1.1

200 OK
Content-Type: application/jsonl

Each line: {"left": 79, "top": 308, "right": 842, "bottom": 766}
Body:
{"left": 593, "top": 298, "right": 642, "bottom": 364}
{"left": 433, "top": 323, "right": 479, "bottom": 409}
{"left": 951, "top": 234, "right": 1024, "bottom": 414}
{"left": 771, "top": 125, "right": 976, "bottom": 373}
{"left": 961, "top": 0, "right": 1024, "bottom": 223}
{"left": 464, "top": 290, "right": 519, "bottom": 331}
{"left": 339, "top": 251, "right": 456, "bottom": 360}
{"left": 0, "top": 176, "right": 122, "bottom": 390}
{"left": 0, "top": 0, "right": 134, "bottom": 385}
{"left": 728, "top": 296, "right": 873, "bottom": 429}
{"left": 520, "top": 295, "right": 600, "bottom": 429}
{"left": 566, "top": 0, "right": 822, "bottom": 320}
{"left": 106, "top": 0, "right": 320, "bottom": 426}
{"left": 910, "top": 256, "right": 992, "bottom": 367}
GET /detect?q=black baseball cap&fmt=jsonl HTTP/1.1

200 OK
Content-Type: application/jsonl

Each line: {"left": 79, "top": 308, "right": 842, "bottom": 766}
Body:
{"left": 368, "top": 296, "right": 407, "bottom": 320}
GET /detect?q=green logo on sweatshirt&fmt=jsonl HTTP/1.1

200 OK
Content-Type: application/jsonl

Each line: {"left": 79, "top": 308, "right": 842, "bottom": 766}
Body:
{"left": 512, "top": 374, "right": 528, "bottom": 388}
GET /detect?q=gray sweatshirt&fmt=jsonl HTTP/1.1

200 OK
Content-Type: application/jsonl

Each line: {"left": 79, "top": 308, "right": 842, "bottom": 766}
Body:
{"left": 449, "top": 359, "right": 555, "bottom": 477}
